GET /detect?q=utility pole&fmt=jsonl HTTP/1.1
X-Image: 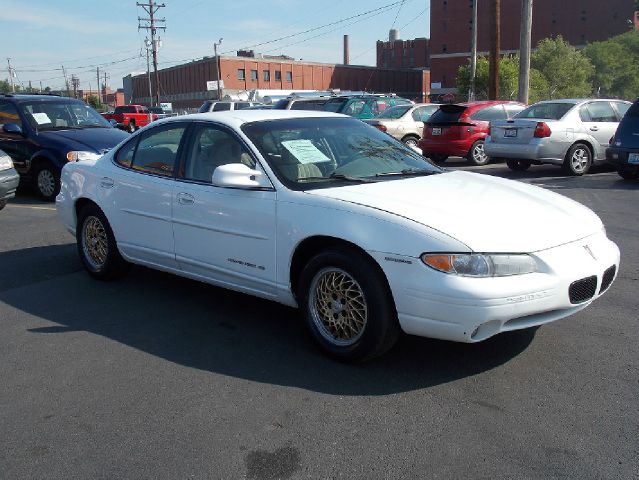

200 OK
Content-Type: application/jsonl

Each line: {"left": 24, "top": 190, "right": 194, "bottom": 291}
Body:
{"left": 213, "top": 38, "right": 223, "bottom": 101}
{"left": 7, "top": 58, "right": 15, "bottom": 93}
{"left": 71, "top": 75, "right": 79, "bottom": 98}
{"left": 96, "top": 67, "right": 101, "bottom": 103}
{"left": 145, "top": 38, "right": 153, "bottom": 105}
{"left": 62, "top": 65, "right": 70, "bottom": 98}
{"left": 103, "top": 71, "right": 109, "bottom": 106}
{"left": 137, "top": 0, "right": 166, "bottom": 107}
{"left": 468, "top": 0, "right": 478, "bottom": 101}
{"left": 39, "top": 81, "right": 43, "bottom": 93}
{"left": 488, "top": 0, "right": 500, "bottom": 100}
{"left": 518, "top": 0, "right": 533, "bottom": 104}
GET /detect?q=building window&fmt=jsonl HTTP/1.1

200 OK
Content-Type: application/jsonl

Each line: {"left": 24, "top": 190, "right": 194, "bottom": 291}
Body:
{"left": 285, "top": 71, "right": 292, "bottom": 82}
{"left": 263, "top": 70, "right": 270, "bottom": 81}
{"left": 250, "top": 69, "right": 258, "bottom": 81}
{"left": 275, "top": 70, "right": 281, "bottom": 81}
{"left": 237, "top": 69, "right": 245, "bottom": 80}
{"left": 442, "top": 44, "right": 447, "bottom": 53}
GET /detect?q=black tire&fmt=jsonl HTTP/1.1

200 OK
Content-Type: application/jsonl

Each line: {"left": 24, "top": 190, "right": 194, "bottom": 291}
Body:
{"left": 617, "top": 167, "right": 639, "bottom": 180}
{"left": 76, "top": 204, "right": 129, "bottom": 280}
{"left": 34, "top": 162, "right": 60, "bottom": 202}
{"left": 429, "top": 154, "right": 449, "bottom": 163}
{"left": 401, "top": 135, "right": 420, "bottom": 149}
{"left": 466, "top": 140, "right": 489, "bottom": 166}
{"left": 506, "top": 159, "right": 532, "bottom": 171}
{"left": 0, "top": 199, "right": 6, "bottom": 210}
{"left": 298, "top": 249, "right": 400, "bottom": 362}
{"left": 126, "top": 121, "right": 136, "bottom": 133}
{"left": 562, "top": 143, "right": 592, "bottom": 176}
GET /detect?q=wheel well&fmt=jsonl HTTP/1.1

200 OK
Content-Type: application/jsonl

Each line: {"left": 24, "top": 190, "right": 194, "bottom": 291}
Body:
{"left": 289, "top": 236, "right": 392, "bottom": 301}
{"left": 30, "top": 156, "right": 51, "bottom": 171}
{"left": 74, "top": 198, "right": 101, "bottom": 225}
{"left": 401, "top": 134, "right": 419, "bottom": 140}
{"left": 567, "top": 141, "right": 594, "bottom": 159}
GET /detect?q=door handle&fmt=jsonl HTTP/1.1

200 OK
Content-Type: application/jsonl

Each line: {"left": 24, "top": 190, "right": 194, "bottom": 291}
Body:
{"left": 590, "top": 126, "right": 599, "bottom": 131}
{"left": 100, "top": 177, "right": 114, "bottom": 188}
{"left": 177, "top": 192, "right": 195, "bottom": 205}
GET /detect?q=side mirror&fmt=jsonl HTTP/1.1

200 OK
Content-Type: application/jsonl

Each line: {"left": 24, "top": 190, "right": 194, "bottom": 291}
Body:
{"left": 3, "top": 123, "right": 23, "bottom": 135}
{"left": 212, "top": 163, "right": 271, "bottom": 189}
{"left": 108, "top": 119, "right": 117, "bottom": 127}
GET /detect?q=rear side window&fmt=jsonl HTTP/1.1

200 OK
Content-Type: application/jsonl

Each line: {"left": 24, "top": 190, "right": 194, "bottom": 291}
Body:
{"left": 114, "top": 106, "right": 136, "bottom": 114}
{"left": 198, "top": 102, "right": 213, "bottom": 113}
{"left": 118, "top": 125, "right": 186, "bottom": 176}
{"left": 516, "top": 103, "right": 575, "bottom": 120}
{"left": 612, "top": 101, "right": 631, "bottom": 119}
{"left": 580, "top": 102, "right": 618, "bottom": 122}
{"left": 235, "top": 102, "right": 250, "bottom": 110}
{"left": 412, "top": 105, "right": 438, "bottom": 122}
{"left": 470, "top": 105, "right": 506, "bottom": 121}
{"left": 212, "top": 103, "right": 231, "bottom": 111}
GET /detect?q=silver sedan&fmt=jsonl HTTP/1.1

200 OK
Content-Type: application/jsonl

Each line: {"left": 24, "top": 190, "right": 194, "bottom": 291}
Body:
{"left": 363, "top": 103, "right": 441, "bottom": 149}
{"left": 485, "top": 99, "right": 631, "bottom": 175}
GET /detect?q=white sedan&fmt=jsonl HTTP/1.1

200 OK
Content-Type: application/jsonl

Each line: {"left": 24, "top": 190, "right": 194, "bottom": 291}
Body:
{"left": 56, "top": 110, "right": 620, "bottom": 362}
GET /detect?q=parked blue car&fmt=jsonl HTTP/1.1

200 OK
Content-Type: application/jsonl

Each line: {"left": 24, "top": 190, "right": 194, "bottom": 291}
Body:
{"left": 0, "top": 94, "right": 129, "bottom": 200}
{"left": 607, "top": 98, "right": 639, "bottom": 180}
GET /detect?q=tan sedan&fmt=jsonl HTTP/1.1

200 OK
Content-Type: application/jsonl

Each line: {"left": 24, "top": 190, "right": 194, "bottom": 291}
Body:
{"left": 364, "top": 103, "right": 441, "bottom": 148}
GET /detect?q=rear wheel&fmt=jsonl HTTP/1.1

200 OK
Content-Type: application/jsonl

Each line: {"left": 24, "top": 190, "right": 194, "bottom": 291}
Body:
{"left": 298, "top": 249, "right": 400, "bottom": 362}
{"left": 401, "top": 135, "right": 420, "bottom": 148}
{"left": 76, "top": 205, "right": 129, "bottom": 280}
{"left": 563, "top": 143, "right": 592, "bottom": 176}
{"left": 127, "top": 121, "right": 136, "bottom": 133}
{"left": 506, "top": 159, "right": 532, "bottom": 171}
{"left": 467, "top": 140, "right": 489, "bottom": 166}
{"left": 35, "top": 162, "right": 60, "bottom": 201}
{"left": 617, "top": 167, "right": 639, "bottom": 180}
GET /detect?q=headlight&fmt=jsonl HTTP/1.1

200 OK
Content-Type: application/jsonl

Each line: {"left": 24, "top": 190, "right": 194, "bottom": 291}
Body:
{"left": 421, "top": 253, "right": 537, "bottom": 277}
{"left": 0, "top": 154, "right": 13, "bottom": 171}
{"left": 66, "top": 151, "right": 101, "bottom": 162}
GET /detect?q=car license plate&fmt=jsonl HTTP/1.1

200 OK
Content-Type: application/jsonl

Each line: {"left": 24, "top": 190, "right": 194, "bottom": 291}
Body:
{"left": 432, "top": 127, "right": 441, "bottom": 136}
{"left": 629, "top": 153, "right": 639, "bottom": 164}
{"left": 504, "top": 129, "right": 517, "bottom": 138}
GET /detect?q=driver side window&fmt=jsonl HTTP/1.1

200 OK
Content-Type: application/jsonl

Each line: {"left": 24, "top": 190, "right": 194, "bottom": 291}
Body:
{"left": 183, "top": 126, "right": 254, "bottom": 183}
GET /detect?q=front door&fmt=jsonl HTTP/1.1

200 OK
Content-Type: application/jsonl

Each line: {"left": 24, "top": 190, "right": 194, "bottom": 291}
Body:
{"left": 171, "top": 123, "right": 278, "bottom": 298}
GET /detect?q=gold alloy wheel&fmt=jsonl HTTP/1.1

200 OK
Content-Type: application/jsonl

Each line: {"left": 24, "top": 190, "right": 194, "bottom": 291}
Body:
{"left": 309, "top": 267, "right": 368, "bottom": 346}
{"left": 82, "top": 216, "right": 109, "bottom": 270}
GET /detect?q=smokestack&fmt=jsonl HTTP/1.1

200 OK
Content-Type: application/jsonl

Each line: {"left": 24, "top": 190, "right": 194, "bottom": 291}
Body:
{"left": 389, "top": 29, "right": 399, "bottom": 42}
{"left": 343, "top": 34, "right": 349, "bottom": 65}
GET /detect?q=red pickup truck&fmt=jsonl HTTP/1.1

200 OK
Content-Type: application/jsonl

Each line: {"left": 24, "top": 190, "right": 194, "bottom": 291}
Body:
{"left": 102, "top": 105, "right": 157, "bottom": 133}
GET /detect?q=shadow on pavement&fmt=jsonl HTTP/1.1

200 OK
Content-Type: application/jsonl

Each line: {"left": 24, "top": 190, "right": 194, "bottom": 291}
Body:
{"left": 1, "top": 244, "right": 536, "bottom": 396}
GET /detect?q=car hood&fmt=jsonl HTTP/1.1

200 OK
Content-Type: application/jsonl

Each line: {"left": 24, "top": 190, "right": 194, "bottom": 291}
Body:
{"left": 38, "top": 128, "right": 129, "bottom": 153}
{"left": 306, "top": 171, "right": 602, "bottom": 252}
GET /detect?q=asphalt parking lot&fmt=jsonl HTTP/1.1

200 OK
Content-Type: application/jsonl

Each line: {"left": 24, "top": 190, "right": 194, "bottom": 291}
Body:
{"left": 1, "top": 161, "right": 637, "bottom": 479}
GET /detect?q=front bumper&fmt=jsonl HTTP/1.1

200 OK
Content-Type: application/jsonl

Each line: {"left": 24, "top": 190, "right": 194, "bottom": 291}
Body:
{"left": 0, "top": 167, "right": 20, "bottom": 200}
{"left": 484, "top": 136, "right": 566, "bottom": 164}
{"left": 371, "top": 230, "right": 620, "bottom": 343}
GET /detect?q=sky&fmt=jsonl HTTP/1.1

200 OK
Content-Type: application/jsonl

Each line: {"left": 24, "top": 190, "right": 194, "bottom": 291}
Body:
{"left": 1, "top": 0, "right": 431, "bottom": 92}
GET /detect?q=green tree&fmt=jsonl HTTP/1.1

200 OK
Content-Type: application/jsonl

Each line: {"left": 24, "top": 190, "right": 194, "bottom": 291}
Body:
{"left": 531, "top": 36, "right": 594, "bottom": 99}
{"left": 583, "top": 30, "right": 639, "bottom": 99}
{"left": 87, "top": 95, "right": 103, "bottom": 110}
{"left": 456, "top": 56, "right": 547, "bottom": 103}
{"left": 0, "top": 79, "right": 12, "bottom": 93}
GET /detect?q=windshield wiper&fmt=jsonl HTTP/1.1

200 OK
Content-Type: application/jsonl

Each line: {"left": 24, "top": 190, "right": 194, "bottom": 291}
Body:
{"left": 374, "top": 169, "right": 439, "bottom": 177}
{"left": 299, "top": 173, "right": 376, "bottom": 183}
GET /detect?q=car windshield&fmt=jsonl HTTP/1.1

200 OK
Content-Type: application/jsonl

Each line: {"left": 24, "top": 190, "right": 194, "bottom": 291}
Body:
{"left": 515, "top": 102, "right": 576, "bottom": 120}
{"left": 20, "top": 100, "right": 110, "bottom": 131}
{"left": 241, "top": 117, "right": 442, "bottom": 190}
{"left": 375, "top": 105, "right": 411, "bottom": 119}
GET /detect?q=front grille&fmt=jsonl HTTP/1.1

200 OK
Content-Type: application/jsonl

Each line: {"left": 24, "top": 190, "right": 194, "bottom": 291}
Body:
{"left": 569, "top": 276, "right": 597, "bottom": 304}
{"left": 599, "top": 265, "right": 616, "bottom": 294}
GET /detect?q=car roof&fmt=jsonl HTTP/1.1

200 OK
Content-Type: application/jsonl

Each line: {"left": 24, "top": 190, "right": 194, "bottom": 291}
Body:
{"left": 532, "top": 98, "right": 630, "bottom": 105}
{"left": 158, "top": 109, "right": 346, "bottom": 128}
{"left": 0, "top": 93, "right": 80, "bottom": 103}
{"left": 458, "top": 100, "right": 524, "bottom": 108}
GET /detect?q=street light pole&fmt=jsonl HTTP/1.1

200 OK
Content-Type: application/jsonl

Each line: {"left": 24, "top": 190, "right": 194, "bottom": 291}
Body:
{"left": 469, "top": 0, "right": 478, "bottom": 101}
{"left": 214, "top": 38, "right": 223, "bottom": 101}
{"left": 518, "top": 0, "right": 533, "bottom": 104}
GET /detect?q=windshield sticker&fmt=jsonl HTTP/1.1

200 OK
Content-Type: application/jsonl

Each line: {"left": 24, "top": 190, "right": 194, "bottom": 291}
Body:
{"left": 31, "top": 112, "right": 52, "bottom": 125}
{"left": 281, "top": 139, "right": 331, "bottom": 164}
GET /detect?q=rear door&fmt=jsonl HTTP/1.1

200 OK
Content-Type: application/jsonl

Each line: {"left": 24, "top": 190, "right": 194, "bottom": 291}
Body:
{"left": 0, "top": 101, "right": 32, "bottom": 173}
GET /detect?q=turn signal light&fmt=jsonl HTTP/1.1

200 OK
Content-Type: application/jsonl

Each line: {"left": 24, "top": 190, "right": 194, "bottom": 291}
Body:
{"left": 533, "top": 122, "right": 551, "bottom": 138}
{"left": 375, "top": 124, "right": 387, "bottom": 132}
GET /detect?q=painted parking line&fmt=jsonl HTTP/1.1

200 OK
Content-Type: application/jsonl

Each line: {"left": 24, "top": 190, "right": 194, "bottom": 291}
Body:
{"left": 6, "top": 204, "right": 56, "bottom": 211}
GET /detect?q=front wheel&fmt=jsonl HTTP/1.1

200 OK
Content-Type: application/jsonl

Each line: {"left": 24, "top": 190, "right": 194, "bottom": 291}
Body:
{"left": 35, "top": 163, "right": 60, "bottom": 201}
{"left": 506, "top": 159, "right": 532, "bottom": 171}
{"left": 126, "top": 121, "right": 136, "bottom": 133}
{"left": 77, "top": 205, "right": 129, "bottom": 280}
{"left": 563, "top": 144, "right": 592, "bottom": 176}
{"left": 467, "top": 140, "right": 489, "bottom": 166}
{"left": 298, "top": 249, "right": 400, "bottom": 362}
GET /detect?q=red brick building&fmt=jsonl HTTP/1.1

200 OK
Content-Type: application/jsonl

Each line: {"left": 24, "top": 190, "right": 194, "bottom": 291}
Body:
{"left": 376, "top": 31, "right": 430, "bottom": 69}
{"left": 129, "top": 55, "right": 430, "bottom": 109}
{"left": 430, "top": 0, "right": 635, "bottom": 92}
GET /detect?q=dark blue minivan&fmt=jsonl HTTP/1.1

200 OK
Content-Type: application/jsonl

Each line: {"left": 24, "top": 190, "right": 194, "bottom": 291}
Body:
{"left": 607, "top": 98, "right": 639, "bottom": 180}
{"left": 0, "top": 94, "right": 129, "bottom": 200}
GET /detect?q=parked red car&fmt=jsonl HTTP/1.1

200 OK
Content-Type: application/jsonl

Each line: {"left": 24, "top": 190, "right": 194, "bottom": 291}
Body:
{"left": 418, "top": 101, "right": 526, "bottom": 165}
{"left": 102, "top": 105, "right": 157, "bottom": 133}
